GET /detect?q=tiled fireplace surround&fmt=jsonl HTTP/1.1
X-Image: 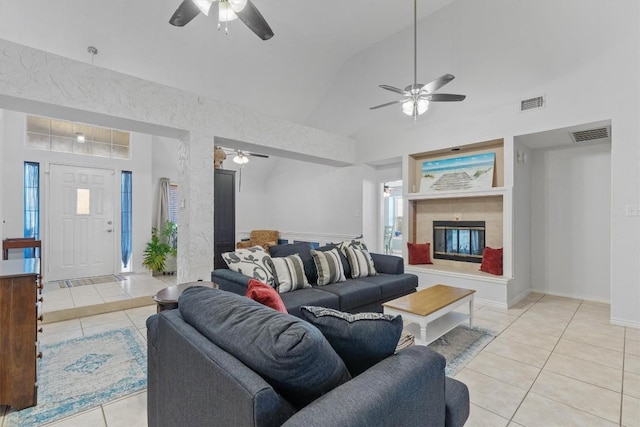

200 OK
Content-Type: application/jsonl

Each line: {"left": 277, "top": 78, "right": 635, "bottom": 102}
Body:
{"left": 414, "top": 195, "right": 503, "bottom": 274}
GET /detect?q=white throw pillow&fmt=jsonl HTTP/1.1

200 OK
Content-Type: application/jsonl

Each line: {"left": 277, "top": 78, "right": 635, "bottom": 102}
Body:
{"left": 222, "top": 246, "right": 275, "bottom": 286}
{"left": 310, "top": 248, "right": 346, "bottom": 286}
{"left": 268, "top": 254, "right": 311, "bottom": 293}
{"left": 344, "top": 246, "right": 377, "bottom": 278}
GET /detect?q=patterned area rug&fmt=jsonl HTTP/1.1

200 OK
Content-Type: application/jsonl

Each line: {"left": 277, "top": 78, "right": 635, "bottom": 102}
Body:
{"left": 57, "top": 274, "right": 128, "bottom": 288}
{"left": 428, "top": 325, "right": 495, "bottom": 376}
{"left": 5, "top": 328, "right": 147, "bottom": 427}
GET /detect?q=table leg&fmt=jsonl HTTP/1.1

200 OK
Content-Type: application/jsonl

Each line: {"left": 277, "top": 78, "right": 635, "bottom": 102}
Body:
{"left": 469, "top": 298, "right": 474, "bottom": 328}
{"left": 420, "top": 322, "right": 428, "bottom": 344}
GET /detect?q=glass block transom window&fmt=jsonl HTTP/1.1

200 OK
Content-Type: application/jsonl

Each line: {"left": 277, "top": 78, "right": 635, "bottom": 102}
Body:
{"left": 26, "top": 116, "right": 130, "bottom": 159}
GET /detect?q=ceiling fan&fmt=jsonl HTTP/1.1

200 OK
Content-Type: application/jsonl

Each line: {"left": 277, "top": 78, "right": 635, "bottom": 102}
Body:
{"left": 216, "top": 146, "right": 269, "bottom": 165}
{"left": 169, "top": 0, "right": 274, "bottom": 40}
{"left": 370, "top": 0, "right": 465, "bottom": 121}
{"left": 231, "top": 149, "right": 268, "bottom": 164}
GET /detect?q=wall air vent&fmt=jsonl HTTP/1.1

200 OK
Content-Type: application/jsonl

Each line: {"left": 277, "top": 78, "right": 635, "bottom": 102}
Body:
{"left": 520, "top": 96, "right": 545, "bottom": 111}
{"left": 570, "top": 127, "right": 610, "bottom": 143}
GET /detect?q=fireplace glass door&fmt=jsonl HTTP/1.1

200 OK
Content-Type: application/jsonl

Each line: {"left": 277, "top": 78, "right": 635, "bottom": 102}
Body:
{"left": 433, "top": 221, "right": 485, "bottom": 263}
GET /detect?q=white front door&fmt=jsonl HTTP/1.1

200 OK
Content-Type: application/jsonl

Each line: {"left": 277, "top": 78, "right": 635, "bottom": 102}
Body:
{"left": 48, "top": 164, "right": 115, "bottom": 281}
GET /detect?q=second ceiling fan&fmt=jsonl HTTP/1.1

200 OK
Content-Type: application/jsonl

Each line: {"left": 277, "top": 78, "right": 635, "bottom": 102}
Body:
{"left": 169, "top": 0, "right": 273, "bottom": 40}
{"left": 370, "top": 0, "right": 465, "bottom": 121}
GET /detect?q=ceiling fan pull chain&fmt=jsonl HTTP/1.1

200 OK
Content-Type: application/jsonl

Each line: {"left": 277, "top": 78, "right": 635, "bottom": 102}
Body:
{"left": 217, "top": 20, "right": 229, "bottom": 35}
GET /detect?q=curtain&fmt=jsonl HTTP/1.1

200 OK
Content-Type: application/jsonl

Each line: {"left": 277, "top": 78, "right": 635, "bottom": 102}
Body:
{"left": 23, "top": 162, "right": 40, "bottom": 258}
{"left": 121, "top": 171, "right": 133, "bottom": 268}
{"left": 156, "top": 177, "right": 171, "bottom": 236}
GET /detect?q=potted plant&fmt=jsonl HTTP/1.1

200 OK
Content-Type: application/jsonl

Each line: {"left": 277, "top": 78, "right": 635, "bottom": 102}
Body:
{"left": 143, "top": 221, "right": 177, "bottom": 274}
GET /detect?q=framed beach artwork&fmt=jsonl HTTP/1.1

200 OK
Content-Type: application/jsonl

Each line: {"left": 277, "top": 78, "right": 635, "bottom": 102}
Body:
{"left": 419, "top": 152, "right": 495, "bottom": 193}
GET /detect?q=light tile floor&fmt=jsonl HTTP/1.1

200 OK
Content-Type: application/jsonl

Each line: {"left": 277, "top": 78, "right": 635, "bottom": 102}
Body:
{"left": 40, "top": 273, "right": 177, "bottom": 314}
{"left": 1, "top": 291, "right": 639, "bottom": 426}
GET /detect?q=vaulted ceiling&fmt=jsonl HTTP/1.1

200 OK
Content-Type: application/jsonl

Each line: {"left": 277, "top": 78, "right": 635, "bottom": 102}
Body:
{"left": 0, "top": 0, "right": 456, "bottom": 136}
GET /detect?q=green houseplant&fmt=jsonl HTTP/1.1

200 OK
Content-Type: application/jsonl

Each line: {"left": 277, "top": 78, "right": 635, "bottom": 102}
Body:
{"left": 143, "top": 221, "right": 177, "bottom": 273}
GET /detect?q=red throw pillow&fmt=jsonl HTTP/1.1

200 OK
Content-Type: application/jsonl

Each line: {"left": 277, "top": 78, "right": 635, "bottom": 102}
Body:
{"left": 480, "top": 247, "right": 503, "bottom": 276}
{"left": 407, "top": 242, "right": 433, "bottom": 265}
{"left": 246, "top": 279, "right": 288, "bottom": 313}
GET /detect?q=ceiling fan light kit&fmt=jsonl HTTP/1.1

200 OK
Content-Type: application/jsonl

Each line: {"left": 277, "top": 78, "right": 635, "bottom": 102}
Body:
{"left": 371, "top": 0, "right": 466, "bottom": 121}
{"left": 233, "top": 152, "right": 249, "bottom": 164}
{"left": 218, "top": 2, "right": 238, "bottom": 22}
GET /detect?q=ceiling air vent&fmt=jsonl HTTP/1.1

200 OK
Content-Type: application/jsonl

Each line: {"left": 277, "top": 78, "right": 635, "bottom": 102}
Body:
{"left": 570, "top": 127, "right": 610, "bottom": 143}
{"left": 520, "top": 96, "right": 545, "bottom": 111}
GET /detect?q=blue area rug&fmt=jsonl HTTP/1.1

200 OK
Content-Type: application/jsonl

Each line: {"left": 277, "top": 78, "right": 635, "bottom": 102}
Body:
{"left": 428, "top": 325, "right": 495, "bottom": 376}
{"left": 6, "top": 328, "right": 147, "bottom": 426}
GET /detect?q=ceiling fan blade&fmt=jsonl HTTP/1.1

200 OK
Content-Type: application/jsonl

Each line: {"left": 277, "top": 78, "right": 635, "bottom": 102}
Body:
{"left": 230, "top": 0, "right": 274, "bottom": 40}
{"left": 422, "top": 93, "right": 466, "bottom": 102}
{"left": 169, "top": 0, "right": 201, "bottom": 26}
{"left": 246, "top": 151, "right": 269, "bottom": 158}
{"left": 370, "top": 99, "right": 408, "bottom": 110}
{"left": 421, "top": 74, "right": 455, "bottom": 94}
{"left": 379, "top": 85, "right": 409, "bottom": 95}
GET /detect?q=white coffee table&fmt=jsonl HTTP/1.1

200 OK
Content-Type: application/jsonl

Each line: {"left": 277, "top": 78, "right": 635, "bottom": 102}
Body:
{"left": 383, "top": 284, "right": 475, "bottom": 345}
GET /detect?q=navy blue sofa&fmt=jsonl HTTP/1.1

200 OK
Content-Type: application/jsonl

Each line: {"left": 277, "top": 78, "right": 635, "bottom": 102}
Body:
{"left": 211, "top": 243, "right": 418, "bottom": 318}
{"left": 147, "top": 286, "right": 471, "bottom": 427}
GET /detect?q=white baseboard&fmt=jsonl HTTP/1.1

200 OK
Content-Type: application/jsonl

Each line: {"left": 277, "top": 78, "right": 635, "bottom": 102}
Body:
{"left": 507, "top": 289, "right": 532, "bottom": 308}
{"left": 475, "top": 298, "right": 508, "bottom": 310}
{"left": 610, "top": 318, "right": 640, "bottom": 329}
{"left": 532, "top": 288, "right": 610, "bottom": 305}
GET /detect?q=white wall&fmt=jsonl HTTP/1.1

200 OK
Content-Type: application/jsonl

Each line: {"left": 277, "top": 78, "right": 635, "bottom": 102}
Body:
{"left": 257, "top": 158, "right": 365, "bottom": 236}
{"left": 222, "top": 155, "right": 274, "bottom": 234}
{"left": 531, "top": 142, "right": 612, "bottom": 301}
{"left": 0, "top": 109, "right": 153, "bottom": 277}
{"left": 151, "top": 135, "right": 180, "bottom": 227}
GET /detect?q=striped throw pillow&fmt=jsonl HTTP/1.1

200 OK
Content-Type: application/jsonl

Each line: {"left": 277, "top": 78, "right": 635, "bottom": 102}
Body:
{"left": 344, "top": 247, "right": 377, "bottom": 278}
{"left": 268, "top": 254, "right": 311, "bottom": 293}
{"left": 310, "top": 248, "right": 346, "bottom": 286}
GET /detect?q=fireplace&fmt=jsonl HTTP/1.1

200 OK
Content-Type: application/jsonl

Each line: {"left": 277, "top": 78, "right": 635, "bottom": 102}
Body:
{"left": 433, "top": 221, "right": 485, "bottom": 263}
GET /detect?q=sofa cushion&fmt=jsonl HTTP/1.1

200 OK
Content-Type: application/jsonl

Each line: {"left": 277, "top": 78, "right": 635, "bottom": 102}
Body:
{"left": 352, "top": 273, "right": 418, "bottom": 300}
{"left": 300, "top": 306, "right": 403, "bottom": 376}
{"left": 222, "top": 246, "right": 275, "bottom": 286}
{"left": 267, "top": 254, "right": 311, "bottom": 293}
{"left": 245, "top": 279, "right": 287, "bottom": 313}
{"left": 178, "top": 287, "right": 351, "bottom": 409}
{"left": 279, "top": 287, "right": 340, "bottom": 318}
{"left": 318, "top": 280, "right": 382, "bottom": 311}
{"left": 269, "top": 242, "right": 317, "bottom": 284}
{"left": 344, "top": 247, "right": 377, "bottom": 278}
{"left": 311, "top": 248, "right": 346, "bottom": 286}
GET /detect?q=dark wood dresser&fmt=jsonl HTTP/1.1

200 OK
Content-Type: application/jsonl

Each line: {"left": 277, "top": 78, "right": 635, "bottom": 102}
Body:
{"left": 0, "top": 258, "right": 42, "bottom": 410}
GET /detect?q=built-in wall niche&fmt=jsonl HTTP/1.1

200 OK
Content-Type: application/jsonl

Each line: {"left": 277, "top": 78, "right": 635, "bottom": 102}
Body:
{"left": 407, "top": 139, "right": 504, "bottom": 194}
{"left": 410, "top": 195, "right": 503, "bottom": 274}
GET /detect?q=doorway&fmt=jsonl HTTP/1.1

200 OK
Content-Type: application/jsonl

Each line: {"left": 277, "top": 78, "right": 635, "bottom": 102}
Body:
{"left": 47, "top": 164, "right": 116, "bottom": 281}
{"left": 382, "top": 180, "right": 403, "bottom": 255}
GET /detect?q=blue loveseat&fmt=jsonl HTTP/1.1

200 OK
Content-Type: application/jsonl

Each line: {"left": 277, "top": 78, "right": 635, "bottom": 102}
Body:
{"left": 211, "top": 242, "right": 418, "bottom": 317}
{"left": 147, "top": 286, "right": 470, "bottom": 427}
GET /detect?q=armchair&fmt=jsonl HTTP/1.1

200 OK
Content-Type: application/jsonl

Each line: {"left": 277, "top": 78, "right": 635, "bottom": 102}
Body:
{"left": 236, "top": 230, "right": 279, "bottom": 250}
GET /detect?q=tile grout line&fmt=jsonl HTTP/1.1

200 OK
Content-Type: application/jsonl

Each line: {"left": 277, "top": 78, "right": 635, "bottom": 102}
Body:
{"left": 461, "top": 295, "right": 544, "bottom": 424}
